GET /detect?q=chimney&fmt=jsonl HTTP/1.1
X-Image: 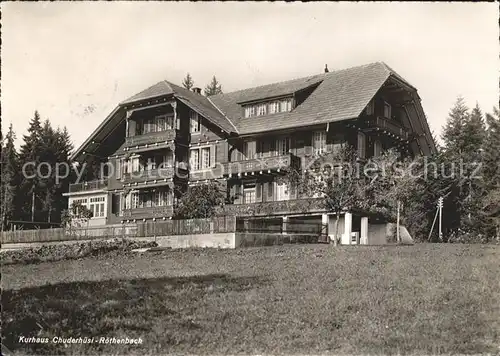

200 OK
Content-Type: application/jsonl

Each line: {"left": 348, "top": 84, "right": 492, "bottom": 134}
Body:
{"left": 192, "top": 87, "right": 202, "bottom": 95}
{"left": 324, "top": 64, "right": 329, "bottom": 73}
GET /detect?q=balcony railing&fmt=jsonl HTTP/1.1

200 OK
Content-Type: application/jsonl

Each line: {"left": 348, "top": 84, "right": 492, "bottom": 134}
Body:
{"left": 365, "top": 116, "right": 409, "bottom": 140}
{"left": 122, "top": 167, "right": 175, "bottom": 184}
{"left": 122, "top": 205, "right": 174, "bottom": 219}
{"left": 125, "top": 130, "right": 177, "bottom": 148}
{"left": 222, "top": 154, "right": 295, "bottom": 175}
{"left": 69, "top": 180, "right": 107, "bottom": 193}
{"left": 217, "top": 198, "right": 326, "bottom": 217}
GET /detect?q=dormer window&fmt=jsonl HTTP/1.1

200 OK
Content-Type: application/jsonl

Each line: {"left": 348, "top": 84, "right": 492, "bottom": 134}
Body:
{"left": 243, "top": 97, "right": 294, "bottom": 118}
{"left": 269, "top": 101, "right": 280, "bottom": 114}
{"left": 257, "top": 103, "right": 267, "bottom": 116}
{"left": 280, "top": 98, "right": 292, "bottom": 112}
{"left": 245, "top": 106, "right": 256, "bottom": 118}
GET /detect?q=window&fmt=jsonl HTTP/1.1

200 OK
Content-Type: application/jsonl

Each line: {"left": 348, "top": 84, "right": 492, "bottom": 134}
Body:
{"left": 269, "top": 101, "right": 280, "bottom": 114}
{"left": 276, "top": 137, "right": 290, "bottom": 156}
{"left": 131, "top": 192, "right": 139, "bottom": 209}
{"left": 257, "top": 103, "right": 267, "bottom": 116}
{"left": 245, "top": 105, "right": 256, "bottom": 118}
{"left": 312, "top": 131, "right": 327, "bottom": 155}
{"left": 190, "top": 149, "right": 200, "bottom": 170}
{"left": 244, "top": 188, "right": 256, "bottom": 204}
{"left": 276, "top": 183, "right": 289, "bottom": 201}
{"left": 244, "top": 98, "right": 293, "bottom": 118}
{"left": 384, "top": 102, "right": 392, "bottom": 119}
{"left": 243, "top": 141, "right": 256, "bottom": 160}
{"left": 190, "top": 146, "right": 214, "bottom": 171}
{"left": 201, "top": 147, "right": 211, "bottom": 169}
{"left": 280, "top": 98, "right": 292, "bottom": 112}
{"left": 89, "top": 197, "right": 105, "bottom": 217}
{"left": 190, "top": 111, "right": 200, "bottom": 133}
{"left": 132, "top": 157, "right": 140, "bottom": 172}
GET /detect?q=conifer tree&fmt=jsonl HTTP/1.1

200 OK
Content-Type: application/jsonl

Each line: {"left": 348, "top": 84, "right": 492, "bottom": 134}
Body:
{"left": 182, "top": 73, "right": 194, "bottom": 90}
{"left": 204, "top": 76, "right": 223, "bottom": 96}
{"left": 481, "top": 108, "right": 500, "bottom": 240}
{"left": 18, "top": 111, "right": 44, "bottom": 222}
{"left": 1, "top": 124, "right": 20, "bottom": 231}
{"left": 441, "top": 96, "right": 469, "bottom": 154}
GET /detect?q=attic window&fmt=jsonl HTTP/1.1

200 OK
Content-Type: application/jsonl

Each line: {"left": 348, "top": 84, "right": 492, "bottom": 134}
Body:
{"left": 244, "top": 97, "right": 293, "bottom": 118}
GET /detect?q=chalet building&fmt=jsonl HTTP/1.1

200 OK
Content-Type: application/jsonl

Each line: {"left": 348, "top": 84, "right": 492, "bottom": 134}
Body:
{"left": 65, "top": 62, "right": 436, "bottom": 244}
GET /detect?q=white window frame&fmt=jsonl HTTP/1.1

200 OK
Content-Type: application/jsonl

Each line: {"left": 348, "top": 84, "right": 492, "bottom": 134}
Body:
{"left": 244, "top": 187, "right": 256, "bottom": 204}
{"left": 313, "top": 131, "right": 327, "bottom": 155}
{"left": 190, "top": 149, "right": 200, "bottom": 171}
{"left": 280, "top": 98, "right": 292, "bottom": 112}
{"left": 269, "top": 101, "right": 280, "bottom": 114}
{"left": 276, "top": 182, "right": 290, "bottom": 201}
{"left": 201, "top": 147, "right": 211, "bottom": 169}
{"left": 276, "top": 137, "right": 290, "bottom": 156}
{"left": 256, "top": 103, "right": 267, "bottom": 116}
{"left": 190, "top": 111, "right": 201, "bottom": 133}
{"left": 245, "top": 105, "right": 256, "bottom": 118}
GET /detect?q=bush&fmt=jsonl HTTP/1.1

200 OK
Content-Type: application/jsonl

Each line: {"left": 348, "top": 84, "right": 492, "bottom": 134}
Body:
{"left": 1, "top": 238, "right": 157, "bottom": 265}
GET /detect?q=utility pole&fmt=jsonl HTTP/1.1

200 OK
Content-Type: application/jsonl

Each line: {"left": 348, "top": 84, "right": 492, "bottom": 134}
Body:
{"left": 438, "top": 196, "right": 443, "bottom": 242}
{"left": 396, "top": 200, "right": 401, "bottom": 243}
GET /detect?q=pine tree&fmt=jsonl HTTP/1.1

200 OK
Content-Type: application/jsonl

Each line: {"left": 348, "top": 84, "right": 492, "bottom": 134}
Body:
{"left": 441, "top": 96, "right": 469, "bottom": 154}
{"left": 204, "top": 76, "right": 223, "bottom": 96}
{"left": 39, "top": 120, "right": 58, "bottom": 223}
{"left": 1, "top": 124, "right": 20, "bottom": 231}
{"left": 52, "top": 126, "right": 75, "bottom": 222}
{"left": 18, "top": 111, "right": 44, "bottom": 222}
{"left": 460, "top": 103, "right": 487, "bottom": 230}
{"left": 483, "top": 107, "right": 500, "bottom": 188}
{"left": 182, "top": 73, "right": 194, "bottom": 90}
{"left": 481, "top": 108, "right": 500, "bottom": 240}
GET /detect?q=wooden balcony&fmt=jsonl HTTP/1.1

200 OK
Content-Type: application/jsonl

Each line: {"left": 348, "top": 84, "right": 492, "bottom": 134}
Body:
{"left": 364, "top": 116, "right": 409, "bottom": 140}
{"left": 222, "top": 154, "right": 296, "bottom": 176}
{"left": 218, "top": 198, "right": 326, "bottom": 217}
{"left": 122, "top": 167, "right": 175, "bottom": 184}
{"left": 69, "top": 180, "right": 107, "bottom": 193}
{"left": 122, "top": 205, "right": 174, "bottom": 220}
{"left": 124, "top": 130, "right": 177, "bottom": 148}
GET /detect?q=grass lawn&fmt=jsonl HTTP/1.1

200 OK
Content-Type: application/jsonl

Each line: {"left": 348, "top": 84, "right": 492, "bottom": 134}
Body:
{"left": 2, "top": 244, "right": 499, "bottom": 355}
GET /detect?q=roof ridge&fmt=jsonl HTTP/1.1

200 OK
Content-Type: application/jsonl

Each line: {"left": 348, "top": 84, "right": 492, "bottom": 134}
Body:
{"left": 212, "top": 62, "right": 385, "bottom": 98}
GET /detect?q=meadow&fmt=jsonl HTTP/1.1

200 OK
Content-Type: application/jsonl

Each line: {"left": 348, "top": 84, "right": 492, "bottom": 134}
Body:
{"left": 2, "top": 243, "right": 499, "bottom": 355}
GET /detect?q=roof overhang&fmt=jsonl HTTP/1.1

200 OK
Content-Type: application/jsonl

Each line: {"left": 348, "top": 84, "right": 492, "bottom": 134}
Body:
{"left": 71, "top": 106, "right": 124, "bottom": 162}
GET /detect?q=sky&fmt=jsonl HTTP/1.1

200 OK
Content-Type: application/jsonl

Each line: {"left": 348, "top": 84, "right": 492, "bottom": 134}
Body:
{"left": 2, "top": 2, "right": 498, "bottom": 150}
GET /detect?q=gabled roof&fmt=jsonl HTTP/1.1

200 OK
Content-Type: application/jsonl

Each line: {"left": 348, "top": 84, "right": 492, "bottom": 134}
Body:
{"left": 165, "top": 82, "right": 237, "bottom": 133}
{"left": 73, "top": 61, "right": 435, "bottom": 161}
{"left": 213, "top": 62, "right": 401, "bottom": 133}
{"left": 121, "top": 81, "right": 174, "bottom": 105}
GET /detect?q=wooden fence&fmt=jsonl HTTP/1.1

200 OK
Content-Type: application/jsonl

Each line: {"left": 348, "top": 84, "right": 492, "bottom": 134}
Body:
{"left": 0, "top": 216, "right": 237, "bottom": 244}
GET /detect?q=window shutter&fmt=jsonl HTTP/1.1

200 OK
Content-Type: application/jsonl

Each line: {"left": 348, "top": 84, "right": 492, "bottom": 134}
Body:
{"left": 116, "top": 159, "right": 122, "bottom": 179}
{"left": 268, "top": 182, "right": 274, "bottom": 200}
{"left": 128, "top": 120, "right": 137, "bottom": 137}
{"left": 262, "top": 182, "right": 268, "bottom": 202}
{"left": 210, "top": 145, "right": 216, "bottom": 167}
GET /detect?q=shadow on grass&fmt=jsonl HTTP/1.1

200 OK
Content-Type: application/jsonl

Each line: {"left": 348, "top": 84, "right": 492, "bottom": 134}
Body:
{"left": 2, "top": 273, "right": 266, "bottom": 355}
